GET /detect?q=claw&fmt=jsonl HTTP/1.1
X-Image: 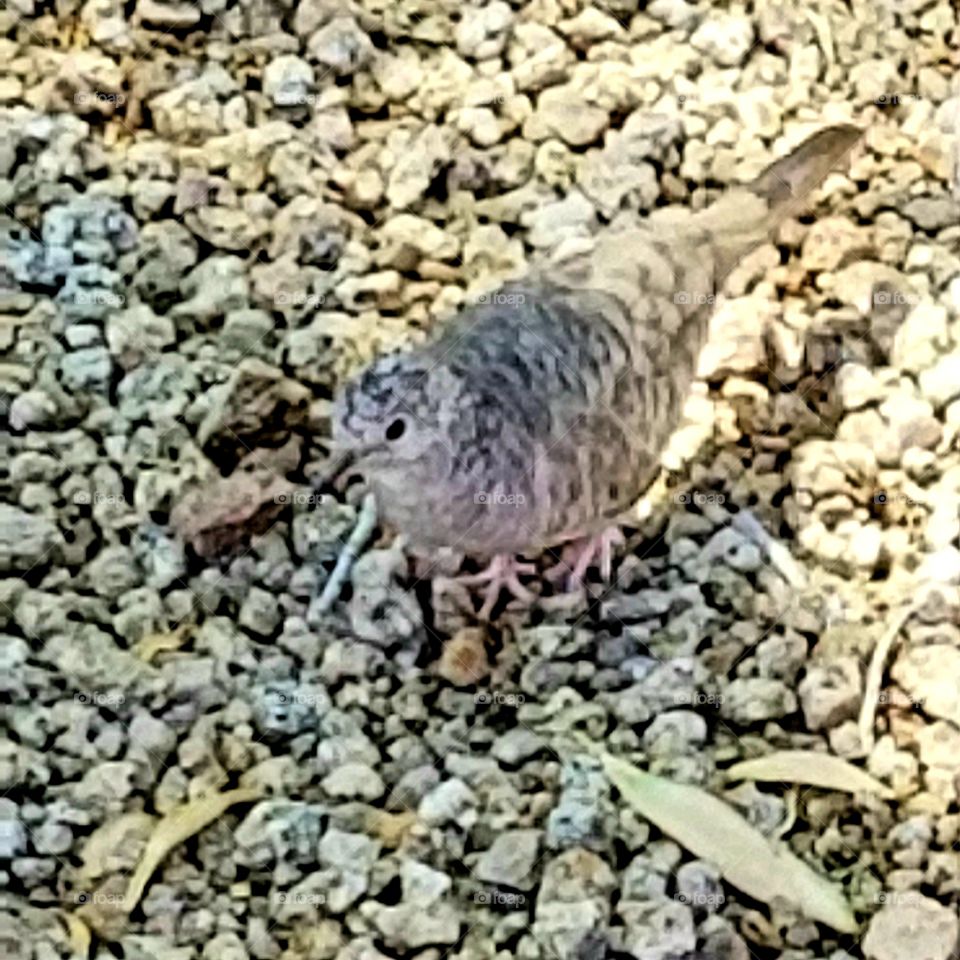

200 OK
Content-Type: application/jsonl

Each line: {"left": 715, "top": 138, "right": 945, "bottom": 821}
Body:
{"left": 545, "top": 527, "right": 625, "bottom": 590}
{"left": 453, "top": 554, "right": 538, "bottom": 619}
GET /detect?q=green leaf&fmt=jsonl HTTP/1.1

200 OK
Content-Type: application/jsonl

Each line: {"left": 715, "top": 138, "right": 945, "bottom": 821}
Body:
{"left": 725, "top": 750, "right": 894, "bottom": 800}
{"left": 597, "top": 749, "right": 858, "bottom": 933}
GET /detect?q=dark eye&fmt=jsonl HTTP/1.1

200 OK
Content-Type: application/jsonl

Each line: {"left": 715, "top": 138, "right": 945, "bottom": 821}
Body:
{"left": 385, "top": 418, "right": 406, "bottom": 441}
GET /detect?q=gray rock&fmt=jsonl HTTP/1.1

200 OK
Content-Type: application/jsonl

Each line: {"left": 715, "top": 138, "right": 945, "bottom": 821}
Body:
{"left": 697, "top": 296, "right": 770, "bottom": 377}
{"left": 307, "top": 17, "right": 374, "bottom": 76}
{"left": 105, "top": 305, "right": 176, "bottom": 364}
{"left": 0, "top": 505, "right": 60, "bottom": 573}
{"left": 534, "top": 849, "right": 616, "bottom": 960}
{"left": 85, "top": 545, "right": 142, "bottom": 600}
{"left": 863, "top": 894, "right": 959, "bottom": 960}
{"left": 385, "top": 124, "right": 454, "bottom": 209}
{"left": 721, "top": 678, "right": 798, "bottom": 724}
{"left": 676, "top": 860, "right": 724, "bottom": 913}
{"left": 455, "top": 1, "right": 514, "bottom": 58}
{"left": 891, "top": 303, "right": 950, "bottom": 373}
{"left": 491, "top": 728, "right": 546, "bottom": 765}
{"left": 893, "top": 645, "right": 960, "bottom": 726}
{"left": 916, "top": 721, "right": 960, "bottom": 775}
{"left": 345, "top": 545, "right": 421, "bottom": 647}
{"left": 690, "top": 13, "right": 755, "bottom": 66}
{"left": 474, "top": 829, "right": 541, "bottom": 891}
{"left": 418, "top": 778, "right": 478, "bottom": 827}
{"left": 131, "top": 525, "right": 187, "bottom": 591}
{"left": 0, "top": 799, "right": 27, "bottom": 858}
{"left": 524, "top": 86, "right": 609, "bottom": 147}
{"left": 238, "top": 587, "right": 281, "bottom": 636}
{"left": 919, "top": 353, "right": 960, "bottom": 408}
{"left": 701, "top": 526, "right": 763, "bottom": 573}
{"left": 321, "top": 762, "right": 385, "bottom": 801}
{"left": 620, "top": 898, "right": 697, "bottom": 960}
{"left": 9, "top": 390, "right": 60, "bottom": 431}
{"left": 234, "top": 802, "right": 327, "bottom": 869}
{"left": 263, "top": 55, "right": 314, "bottom": 107}
{"left": 250, "top": 680, "right": 331, "bottom": 738}
{"left": 60, "top": 346, "right": 114, "bottom": 391}
{"left": 32, "top": 819, "right": 73, "bottom": 855}
{"left": 799, "top": 658, "right": 862, "bottom": 730}
{"left": 578, "top": 114, "right": 678, "bottom": 214}
{"left": 364, "top": 901, "right": 462, "bottom": 948}
{"left": 904, "top": 195, "right": 960, "bottom": 230}
{"left": 642, "top": 711, "right": 707, "bottom": 756}
{"left": 647, "top": 0, "right": 699, "bottom": 29}
{"left": 317, "top": 827, "right": 381, "bottom": 911}
{"left": 400, "top": 858, "right": 452, "bottom": 905}
{"left": 291, "top": 501, "right": 358, "bottom": 564}
{"left": 801, "top": 216, "right": 872, "bottom": 272}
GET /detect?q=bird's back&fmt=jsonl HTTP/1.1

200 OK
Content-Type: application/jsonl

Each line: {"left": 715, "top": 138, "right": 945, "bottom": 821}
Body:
{"left": 391, "top": 125, "right": 861, "bottom": 555}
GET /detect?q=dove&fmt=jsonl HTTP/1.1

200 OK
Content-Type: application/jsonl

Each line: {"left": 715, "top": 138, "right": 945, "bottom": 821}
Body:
{"left": 332, "top": 124, "right": 861, "bottom": 617}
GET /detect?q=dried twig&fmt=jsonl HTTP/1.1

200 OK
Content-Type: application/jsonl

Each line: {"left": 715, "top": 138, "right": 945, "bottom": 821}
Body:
{"left": 858, "top": 600, "right": 919, "bottom": 754}
{"left": 315, "top": 493, "right": 378, "bottom": 614}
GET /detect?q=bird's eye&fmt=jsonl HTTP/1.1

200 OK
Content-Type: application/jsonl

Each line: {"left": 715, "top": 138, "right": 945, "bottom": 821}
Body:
{"left": 385, "top": 418, "right": 406, "bottom": 441}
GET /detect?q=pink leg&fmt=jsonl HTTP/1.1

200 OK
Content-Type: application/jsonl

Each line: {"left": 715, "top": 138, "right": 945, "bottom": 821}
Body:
{"left": 454, "top": 554, "right": 538, "bottom": 619}
{"left": 545, "top": 527, "right": 625, "bottom": 589}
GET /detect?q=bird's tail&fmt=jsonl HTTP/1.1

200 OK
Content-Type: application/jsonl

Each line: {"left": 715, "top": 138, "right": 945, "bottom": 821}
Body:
{"left": 697, "top": 123, "right": 862, "bottom": 281}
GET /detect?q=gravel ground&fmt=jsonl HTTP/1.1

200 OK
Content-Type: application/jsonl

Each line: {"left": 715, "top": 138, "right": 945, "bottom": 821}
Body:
{"left": 2, "top": 1, "right": 960, "bottom": 959}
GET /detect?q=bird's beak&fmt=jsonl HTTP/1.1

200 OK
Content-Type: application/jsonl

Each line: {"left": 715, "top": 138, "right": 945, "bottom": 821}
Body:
{"left": 323, "top": 441, "right": 385, "bottom": 491}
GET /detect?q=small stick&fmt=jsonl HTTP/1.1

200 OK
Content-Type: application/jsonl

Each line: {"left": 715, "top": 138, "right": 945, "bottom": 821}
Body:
{"left": 314, "top": 493, "right": 378, "bottom": 614}
{"left": 732, "top": 508, "right": 807, "bottom": 589}
{"left": 858, "top": 600, "right": 919, "bottom": 755}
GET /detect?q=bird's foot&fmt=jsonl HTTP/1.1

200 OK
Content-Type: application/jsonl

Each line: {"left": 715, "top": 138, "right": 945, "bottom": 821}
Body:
{"left": 453, "top": 554, "right": 538, "bottom": 620}
{"left": 545, "top": 527, "right": 626, "bottom": 590}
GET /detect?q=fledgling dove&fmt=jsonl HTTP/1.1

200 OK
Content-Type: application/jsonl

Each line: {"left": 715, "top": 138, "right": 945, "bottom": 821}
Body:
{"left": 332, "top": 124, "right": 861, "bottom": 616}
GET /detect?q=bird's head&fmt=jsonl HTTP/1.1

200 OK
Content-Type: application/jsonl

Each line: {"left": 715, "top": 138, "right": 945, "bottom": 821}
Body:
{"left": 331, "top": 350, "right": 454, "bottom": 491}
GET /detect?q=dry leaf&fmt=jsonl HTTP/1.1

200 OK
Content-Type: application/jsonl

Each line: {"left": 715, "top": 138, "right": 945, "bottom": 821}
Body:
{"left": 134, "top": 623, "right": 194, "bottom": 663}
{"left": 725, "top": 750, "right": 894, "bottom": 800}
{"left": 437, "top": 627, "right": 491, "bottom": 686}
{"left": 594, "top": 746, "right": 858, "bottom": 933}
{"left": 77, "top": 811, "right": 157, "bottom": 883}
{"left": 60, "top": 910, "right": 92, "bottom": 958}
{"left": 124, "top": 787, "right": 262, "bottom": 912}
